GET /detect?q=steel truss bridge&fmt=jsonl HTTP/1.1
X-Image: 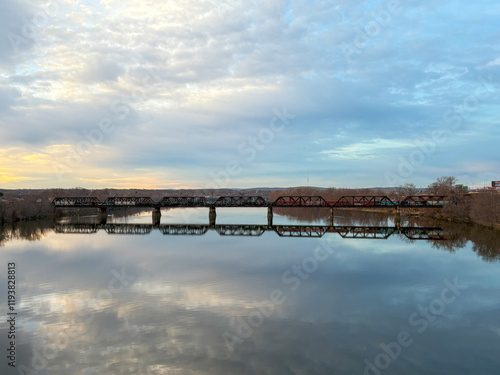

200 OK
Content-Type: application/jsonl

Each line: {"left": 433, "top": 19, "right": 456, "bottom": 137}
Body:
{"left": 53, "top": 195, "right": 447, "bottom": 227}
{"left": 53, "top": 195, "right": 447, "bottom": 209}
{"left": 54, "top": 223, "right": 445, "bottom": 241}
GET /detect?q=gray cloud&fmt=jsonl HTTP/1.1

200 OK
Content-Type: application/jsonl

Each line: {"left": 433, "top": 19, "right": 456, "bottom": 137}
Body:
{"left": 0, "top": 0, "right": 499, "bottom": 188}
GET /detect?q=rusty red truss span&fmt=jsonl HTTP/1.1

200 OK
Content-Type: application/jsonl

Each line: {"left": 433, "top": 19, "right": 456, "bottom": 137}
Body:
{"left": 272, "top": 196, "right": 329, "bottom": 207}
{"left": 272, "top": 196, "right": 397, "bottom": 208}
{"left": 400, "top": 195, "right": 446, "bottom": 207}
{"left": 214, "top": 196, "right": 268, "bottom": 207}
{"left": 330, "top": 196, "right": 396, "bottom": 207}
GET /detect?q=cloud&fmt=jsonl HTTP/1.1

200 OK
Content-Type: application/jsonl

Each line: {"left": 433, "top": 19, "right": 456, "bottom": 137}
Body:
{"left": 486, "top": 57, "right": 500, "bottom": 67}
{"left": 0, "top": 0, "right": 499, "bottom": 188}
{"left": 320, "top": 138, "right": 414, "bottom": 160}
{"left": 0, "top": 84, "right": 21, "bottom": 113}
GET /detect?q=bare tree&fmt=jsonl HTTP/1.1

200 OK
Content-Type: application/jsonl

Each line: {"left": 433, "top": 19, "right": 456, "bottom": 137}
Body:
{"left": 427, "top": 176, "right": 471, "bottom": 221}
{"left": 400, "top": 183, "right": 418, "bottom": 195}
{"left": 427, "top": 176, "right": 459, "bottom": 195}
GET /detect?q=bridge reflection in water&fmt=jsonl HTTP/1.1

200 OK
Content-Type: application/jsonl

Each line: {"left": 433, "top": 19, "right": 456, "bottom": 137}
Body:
{"left": 54, "top": 223, "right": 446, "bottom": 241}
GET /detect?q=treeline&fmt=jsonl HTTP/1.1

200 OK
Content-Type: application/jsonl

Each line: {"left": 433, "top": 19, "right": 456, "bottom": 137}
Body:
{"left": 0, "top": 189, "right": 55, "bottom": 223}
{"left": 413, "top": 176, "right": 500, "bottom": 228}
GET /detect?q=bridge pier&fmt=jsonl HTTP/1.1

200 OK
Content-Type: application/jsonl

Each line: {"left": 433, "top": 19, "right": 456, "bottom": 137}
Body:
{"left": 267, "top": 206, "right": 273, "bottom": 226}
{"left": 209, "top": 207, "right": 216, "bottom": 226}
{"left": 152, "top": 208, "right": 161, "bottom": 227}
{"left": 329, "top": 208, "right": 334, "bottom": 226}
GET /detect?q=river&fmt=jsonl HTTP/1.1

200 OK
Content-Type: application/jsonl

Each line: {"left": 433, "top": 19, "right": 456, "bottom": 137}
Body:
{"left": 1, "top": 208, "right": 499, "bottom": 375}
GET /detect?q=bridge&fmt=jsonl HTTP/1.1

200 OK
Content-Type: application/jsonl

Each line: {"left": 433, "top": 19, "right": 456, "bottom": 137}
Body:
{"left": 52, "top": 195, "right": 446, "bottom": 208}
{"left": 53, "top": 223, "right": 446, "bottom": 241}
{"left": 52, "top": 195, "right": 447, "bottom": 226}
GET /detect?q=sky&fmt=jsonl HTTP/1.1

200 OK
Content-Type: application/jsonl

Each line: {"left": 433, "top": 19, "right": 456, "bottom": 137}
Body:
{"left": 0, "top": 0, "right": 499, "bottom": 189}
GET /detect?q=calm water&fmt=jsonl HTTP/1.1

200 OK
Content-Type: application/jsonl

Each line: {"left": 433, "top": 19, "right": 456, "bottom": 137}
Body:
{"left": 1, "top": 208, "right": 499, "bottom": 375}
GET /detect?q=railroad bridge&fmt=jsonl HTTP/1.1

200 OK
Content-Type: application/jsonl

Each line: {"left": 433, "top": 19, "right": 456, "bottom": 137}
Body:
{"left": 53, "top": 195, "right": 446, "bottom": 226}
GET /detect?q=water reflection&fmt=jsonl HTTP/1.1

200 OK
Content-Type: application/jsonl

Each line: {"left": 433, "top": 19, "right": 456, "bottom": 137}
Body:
{"left": 1, "top": 212, "right": 500, "bottom": 374}
{"left": 53, "top": 222, "right": 447, "bottom": 241}
{"left": 2, "top": 214, "right": 498, "bottom": 260}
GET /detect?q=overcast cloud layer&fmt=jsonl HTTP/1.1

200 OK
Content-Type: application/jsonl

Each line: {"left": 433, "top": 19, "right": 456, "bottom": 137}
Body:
{"left": 0, "top": 0, "right": 499, "bottom": 189}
